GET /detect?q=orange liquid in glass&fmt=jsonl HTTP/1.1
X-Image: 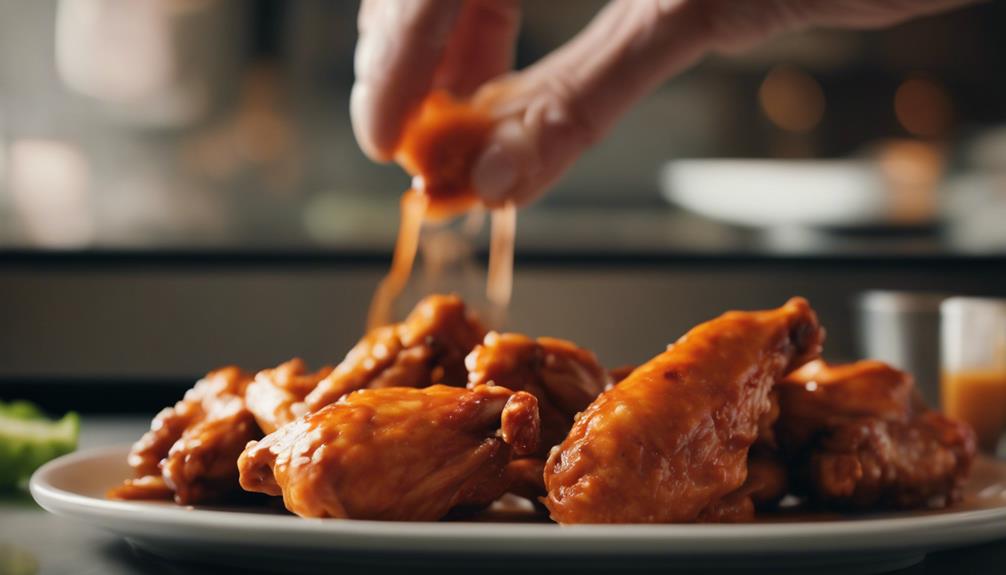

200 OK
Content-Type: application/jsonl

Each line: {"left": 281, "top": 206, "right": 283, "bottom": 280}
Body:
{"left": 942, "top": 370, "right": 1006, "bottom": 452}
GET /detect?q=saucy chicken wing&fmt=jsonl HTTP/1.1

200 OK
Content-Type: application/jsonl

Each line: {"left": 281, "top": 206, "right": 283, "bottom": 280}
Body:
{"left": 238, "top": 385, "right": 540, "bottom": 520}
{"left": 302, "top": 294, "right": 485, "bottom": 413}
{"left": 544, "top": 297, "right": 823, "bottom": 523}
{"left": 778, "top": 359, "right": 975, "bottom": 510}
{"left": 110, "top": 366, "right": 260, "bottom": 504}
{"left": 775, "top": 359, "right": 914, "bottom": 453}
{"left": 466, "top": 332, "right": 610, "bottom": 452}
{"left": 245, "top": 358, "right": 336, "bottom": 434}
{"left": 809, "top": 412, "right": 975, "bottom": 509}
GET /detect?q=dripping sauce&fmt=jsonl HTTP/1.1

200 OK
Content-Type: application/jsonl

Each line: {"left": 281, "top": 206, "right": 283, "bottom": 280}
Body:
{"left": 368, "top": 91, "right": 515, "bottom": 329}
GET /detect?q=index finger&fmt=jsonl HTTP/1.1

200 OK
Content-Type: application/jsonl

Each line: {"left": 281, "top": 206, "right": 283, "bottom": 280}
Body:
{"left": 351, "top": 0, "right": 464, "bottom": 161}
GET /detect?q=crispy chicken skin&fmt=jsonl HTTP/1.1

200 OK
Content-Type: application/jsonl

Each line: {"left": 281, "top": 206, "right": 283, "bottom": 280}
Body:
{"left": 544, "top": 297, "right": 823, "bottom": 524}
{"left": 809, "top": 412, "right": 975, "bottom": 509}
{"left": 776, "top": 359, "right": 914, "bottom": 453}
{"left": 778, "top": 359, "right": 976, "bottom": 510}
{"left": 110, "top": 366, "right": 260, "bottom": 504}
{"left": 466, "top": 332, "right": 611, "bottom": 452}
{"left": 238, "top": 385, "right": 540, "bottom": 520}
{"left": 302, "top": 294, "right": 486, "bottom": 412}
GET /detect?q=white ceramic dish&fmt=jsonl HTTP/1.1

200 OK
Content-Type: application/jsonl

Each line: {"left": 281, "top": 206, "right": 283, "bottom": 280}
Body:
{"left": 660, "top": 159, "right": 936, "bottom": 228}
{"left": 31, "top": 446, "right": 1006, "bottom": 574}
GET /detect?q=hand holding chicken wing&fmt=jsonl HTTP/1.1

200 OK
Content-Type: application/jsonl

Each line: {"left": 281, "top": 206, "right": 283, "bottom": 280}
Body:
{"left": 238, "top": 384, "right": 539, "bottom": 520}
{"left": 544, "top": 297, "right": 823, "bottom": 523}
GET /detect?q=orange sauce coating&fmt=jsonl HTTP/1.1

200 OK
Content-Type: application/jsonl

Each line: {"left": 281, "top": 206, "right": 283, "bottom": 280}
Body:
{"left": 394, "top": 90, "right": 494, "bottom": 219}
{"left": 368, "top": 91, "right": 508, "bottom": 330}
{"left": 942, "top": 370, "right": 1006, "bottom": 452}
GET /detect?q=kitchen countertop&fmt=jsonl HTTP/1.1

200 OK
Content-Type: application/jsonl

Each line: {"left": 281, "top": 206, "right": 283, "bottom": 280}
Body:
{"left": 3, "top": 417, "right": 1006, "bottom": 575}
{"left": 3, "top": 203, "right": 1006, "bottom": 263}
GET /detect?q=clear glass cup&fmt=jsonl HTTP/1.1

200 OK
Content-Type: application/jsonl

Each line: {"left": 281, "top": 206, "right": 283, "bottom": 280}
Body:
{"left": 941, "top": 297, "right": 1006, "bottom": 453}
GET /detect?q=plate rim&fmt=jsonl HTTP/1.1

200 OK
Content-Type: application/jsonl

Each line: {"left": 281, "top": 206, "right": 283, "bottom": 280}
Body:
{"left": 29, "top": 446, "right": 1006, "bottom": 556}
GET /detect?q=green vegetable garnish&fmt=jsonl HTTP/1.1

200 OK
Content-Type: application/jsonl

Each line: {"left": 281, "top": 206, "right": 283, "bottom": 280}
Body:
{"left": 0, "top": 400, "right": 79, "bottom": 490}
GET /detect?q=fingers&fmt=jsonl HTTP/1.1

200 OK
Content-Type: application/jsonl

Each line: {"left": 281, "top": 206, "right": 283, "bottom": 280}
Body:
{"left": 784, "top": 0, "right": 980, "bottom": 30}
{"left": 471, "top": 0, "right": 713, "bottom": 205}
{"left": 468, "top": 0, "right": 980, "bottom": 206}
{"left": 434, "top": 0, "right": 522, "bottom": 98}
{"left": 351, "top": 0, "right": 464, "bottom": 161}
{"left": 698, "top": 0, "right": 980, "bottom": 53}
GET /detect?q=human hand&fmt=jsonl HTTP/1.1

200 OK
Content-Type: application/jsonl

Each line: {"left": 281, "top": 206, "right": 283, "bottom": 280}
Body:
{"left": 351, "top": 0, "right": 976, "bottom": 206}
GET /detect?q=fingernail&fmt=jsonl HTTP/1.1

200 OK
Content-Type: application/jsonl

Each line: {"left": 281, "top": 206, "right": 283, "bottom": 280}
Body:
{"left": 350, "top": 82, "right": 392, "bottom": 162}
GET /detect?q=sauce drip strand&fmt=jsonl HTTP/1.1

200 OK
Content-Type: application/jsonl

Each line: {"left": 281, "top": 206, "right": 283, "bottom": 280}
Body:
{"left": 367, "top": 91, "right": 516, "bottom": 329}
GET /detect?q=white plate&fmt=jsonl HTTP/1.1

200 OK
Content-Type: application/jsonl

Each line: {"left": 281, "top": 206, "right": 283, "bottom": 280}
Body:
{"left": 30, "top": 446, "right": 1006, "bottom": 574}
{"left": 660, "top": 159, "right": 937, "bottom": 229}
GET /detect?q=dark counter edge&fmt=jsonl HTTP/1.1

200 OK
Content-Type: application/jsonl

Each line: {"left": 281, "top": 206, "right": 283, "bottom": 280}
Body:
{"left": 3, "top": 248, "right": 1006, "bottom": 270}
{"left": 1, "top": 377, "right": 195, "bottom": 415}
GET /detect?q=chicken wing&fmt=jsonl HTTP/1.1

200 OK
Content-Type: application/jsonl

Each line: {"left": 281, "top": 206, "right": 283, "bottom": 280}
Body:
{"left": 745, "top": 445, "right": 791, "bottom": 509}
{"left": 110, "top": 366, "right": 260, "bottom": 504}
{"left": 245, "top": 358, "right": 335, "bottom": 434}
{"left": 810, "top": 412, "right": 975, "bottom": 509}
{"left": 302, "top": 294, "right": 485, "bottom": 412}
{"left": 775, "top": 359, "right": 914, "bottom": 453}
{"left": 544, "top": 297, "right": 823, "bottom": 523}
{"left": 778, "top": 359, "right": 976, "bottom": 510}
{"left": 466, "top": 332, "right": 610, "bottom": 452}
{"left": 238, "top": 385, "right": 540, "bottom": 520}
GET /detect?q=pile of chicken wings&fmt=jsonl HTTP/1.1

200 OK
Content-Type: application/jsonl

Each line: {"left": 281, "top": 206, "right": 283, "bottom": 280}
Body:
{"left": 111, "top": 295, "right": 976, "bottom": 523}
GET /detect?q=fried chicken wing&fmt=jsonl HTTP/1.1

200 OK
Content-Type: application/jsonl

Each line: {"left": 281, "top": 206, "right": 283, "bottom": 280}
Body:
{"left": 466, "top": 332, "right": 610, "bottom": 452}
{"left": 543, "top": 297, "right": 823, "bottom": 524}
{"left": 303, "top": 294, "right": 485, "bottom": 412}
{"left": 745, "top": 445, "right": 791, "bottom": 509}
{"left": 776, "top": 359, "right": 914, "bottom": 453}
{"left": 238, "top": 385, "right": 540, "bottom": 520}
{"left": 694, "top": 489, "right": 756, "bottom": 523}
{"left": 777, "top": 359, "right": 976, "bottom": 510}
{"left": 110, "top": 366, "right": 260, "bottom": 504}
{"left": 245, "top": 358, "right": 335, "bottom": 434}
{"left": 160, "top": 395, "right": 261, "bottom": 504}
{"left": 810, "top": 412, "right": 975, "bottom": 509}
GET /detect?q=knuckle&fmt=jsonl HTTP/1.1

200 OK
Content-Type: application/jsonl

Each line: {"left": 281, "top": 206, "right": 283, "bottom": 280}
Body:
{"left": 695, "top": 0, "right": 805, "bottom": 51}
{"left": 533, "top": 74, "right": 601, "bottom": 151}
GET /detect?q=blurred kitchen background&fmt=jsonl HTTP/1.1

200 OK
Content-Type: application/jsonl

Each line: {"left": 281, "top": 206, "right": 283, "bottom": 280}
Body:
{"left": 1, "top": 0, "right": 1004, "bottom": 412}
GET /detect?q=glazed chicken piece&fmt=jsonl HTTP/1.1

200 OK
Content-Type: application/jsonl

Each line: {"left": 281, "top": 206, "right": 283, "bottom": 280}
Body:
{"left": 744, "top": 445, "right": 791, "bottom": 510}
{"left": 110, "top": 366, "right": 260, "bottom": 504}
{"left": 544, "top": 297, "right": 823, "bottom": 523}
{"left": 775, "top": 359, "right": 914, "bottom": 454}
{"left": 245, "top": 358, "right": 335, "bottom": 434}
{"left": 810, "top": 412, "right": 975, "bottom": 509}
{"left": 301, "top": 294, "right": 485, "bottom": 413}
{"left": 778, "top": 359, "right": 976, "bottom": 510}
{"left": 238, "top": 385, "right": 540, "bottom": 520}
{"left": 466, "top": 332, "right": 611, "bottom": 452}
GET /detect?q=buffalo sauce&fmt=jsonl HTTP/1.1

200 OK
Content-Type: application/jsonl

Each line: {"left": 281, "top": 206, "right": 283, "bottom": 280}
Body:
{"left": 395, "top": 90, "right": 494, "bottom": 219}
{"left": 942, "top": 370, "right": 1006, "bottom": 452}
{"left": 368, "top": 91, "right": 513, "bottom": 329}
